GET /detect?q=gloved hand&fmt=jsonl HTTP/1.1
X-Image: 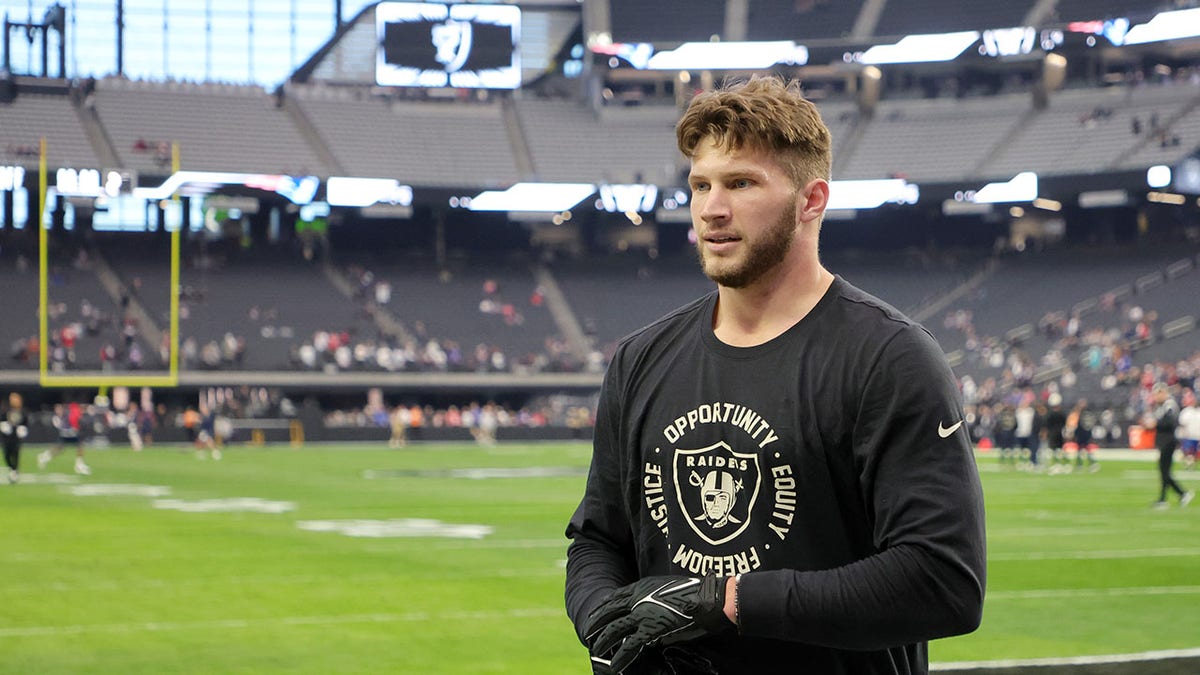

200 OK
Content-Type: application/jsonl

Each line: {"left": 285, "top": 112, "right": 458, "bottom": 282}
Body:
{"left": 584, "top": 575, "right": 731, "bottom": 674}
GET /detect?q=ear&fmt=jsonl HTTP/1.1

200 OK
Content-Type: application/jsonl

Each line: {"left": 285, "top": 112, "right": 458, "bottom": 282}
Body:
{"left": 796, "top": 178, "right": 829, "bottom": 225}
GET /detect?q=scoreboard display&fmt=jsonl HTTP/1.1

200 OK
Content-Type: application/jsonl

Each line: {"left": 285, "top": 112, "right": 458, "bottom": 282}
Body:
{"left": 376, "top": 2, "right": 521, "bottom": 89}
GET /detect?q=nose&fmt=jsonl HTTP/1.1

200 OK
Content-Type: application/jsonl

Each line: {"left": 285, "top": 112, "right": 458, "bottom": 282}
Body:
{"left": 696, "top": 186, "right": 730, "bottom": 225}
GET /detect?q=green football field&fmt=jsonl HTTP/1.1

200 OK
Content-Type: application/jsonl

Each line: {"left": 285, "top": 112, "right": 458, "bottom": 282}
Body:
{"left": 2, "top": 442, "right": 1197, "bottom": 674}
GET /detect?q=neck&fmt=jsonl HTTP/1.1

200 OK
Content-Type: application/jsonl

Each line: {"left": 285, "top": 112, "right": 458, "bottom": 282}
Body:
{"left": 712, "top": 250, "right": 833, "bottom": 347}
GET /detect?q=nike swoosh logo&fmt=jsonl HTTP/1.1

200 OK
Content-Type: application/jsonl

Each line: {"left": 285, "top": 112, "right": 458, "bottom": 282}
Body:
{"left": 938, "top": 420, "right": 964, "bottom": 438}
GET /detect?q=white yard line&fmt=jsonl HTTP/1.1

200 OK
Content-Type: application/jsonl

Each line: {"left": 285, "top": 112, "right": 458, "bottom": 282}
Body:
{"left": 987, "top": 585, "right": 1200, "bottom": 600}
{"left": 990, "top": 547, "right": 1200, "bottom": 561}
{"left": 0, "top": 608, "right": 566, "bottom": 638}
{"left": 934, "top": 647, "right": 1200, "bottom": 670}
{"left": 1, "top": 567, "right": 565, "bottom": 595}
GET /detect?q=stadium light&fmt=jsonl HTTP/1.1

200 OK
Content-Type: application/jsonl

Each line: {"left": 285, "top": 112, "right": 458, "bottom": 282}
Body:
{"left": 826, "top": 179, "right": 919, "bottom": 210}
{"left": 468, "top": 182, "right": 596, "bottom": 212}
{"left": 598, "top": 184, "right": 658, "bottom": 213}
{"left": 1078, "top": 189, "right": 1129, "bottom": 208}
{"left": 1147, "top": 165, "right": 1172, "bottom": 189}
{"left": 327, "top": 177, "right": 413, "bottom": 208}
{"left": 135, "top": 171, "right": 319, "bottom": 204}
{"left": 644, "top": 41, "right": 808, "bottom": 70}
{"left": 1124, "top": 7, "right": 1200, "bottom": 45}
{"left": 590, "top": 42, "right": 654, "bottom": 69}
{"left": 970, "top": 172, "right": 1038, "bottom": 204}
{"left": 981, "top": 27, "right": 1037, "bottom": 58}
{"left": 859, "top": 31, "right": 980, "bottom": 65}
{"left": 1148, "top": 191, "right": 1186, "bottom": 205}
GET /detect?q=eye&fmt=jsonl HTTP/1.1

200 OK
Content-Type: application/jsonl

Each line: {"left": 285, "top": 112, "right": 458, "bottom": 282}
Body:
{"left": 691, "top": 182, "right": 709, "bottom": 192}
{"left": 732, "top": 178, "right": 752, "bottom": 189}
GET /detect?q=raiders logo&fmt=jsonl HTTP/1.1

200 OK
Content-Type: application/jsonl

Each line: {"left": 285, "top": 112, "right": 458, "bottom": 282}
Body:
{"left": 672, "top": 441, "right": 761, "bottom": 546}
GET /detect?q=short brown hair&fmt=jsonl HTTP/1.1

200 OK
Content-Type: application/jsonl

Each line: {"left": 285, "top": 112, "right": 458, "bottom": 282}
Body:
{"left": 676, "top": 76, "right": 832, "bottom": 186}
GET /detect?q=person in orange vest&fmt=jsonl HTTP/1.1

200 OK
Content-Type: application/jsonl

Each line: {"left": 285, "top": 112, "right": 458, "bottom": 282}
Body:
{"left": 182, "top": 406, "right": 202, "bottom": 446}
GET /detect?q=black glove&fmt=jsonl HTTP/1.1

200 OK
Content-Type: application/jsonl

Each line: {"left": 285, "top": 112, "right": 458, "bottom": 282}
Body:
{"left": 584, "top": 575, "right": 731, "bottom": 674}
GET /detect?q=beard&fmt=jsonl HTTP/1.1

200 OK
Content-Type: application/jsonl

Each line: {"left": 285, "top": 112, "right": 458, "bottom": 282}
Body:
{"left": 696, "top": 205, "right": 797, "bottom": 289}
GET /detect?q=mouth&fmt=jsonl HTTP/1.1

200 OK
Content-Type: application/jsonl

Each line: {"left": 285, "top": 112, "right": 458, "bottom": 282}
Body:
{"left": 701, "top": 232, "right": 741, "bottom": 255}
{"left": 703, "top": 232, "right": 741, "bottom": 245}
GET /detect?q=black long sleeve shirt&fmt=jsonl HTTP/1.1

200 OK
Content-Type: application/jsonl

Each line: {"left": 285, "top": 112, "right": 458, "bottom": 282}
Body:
{"left": 565, "top": 277, "right": 986, "bottom": 674}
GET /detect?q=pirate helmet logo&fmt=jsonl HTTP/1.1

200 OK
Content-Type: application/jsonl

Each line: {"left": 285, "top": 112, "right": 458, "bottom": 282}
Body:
{"left": 694, "top": 470, "right": 741, "bottom": 528}
{"left": 673, "top": 441, "right": 760, "bottom": 546}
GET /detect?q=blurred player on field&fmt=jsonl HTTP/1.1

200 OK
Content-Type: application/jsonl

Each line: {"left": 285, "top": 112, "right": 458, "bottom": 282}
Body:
{"left": 1068, "top": 398, "right": 1099, "bottom": 473}
{"left": 1178, "top": 389, "right": 1199, "bottom": 470}
{"left": 1147, "top": 383, "right": 1192, "bottom": 509}
{"left": 388, "top": 404, "right": 409, "bottom": 448}
{"left": 2, "top": 393, "right": 29, "bottom": 483}
{"left": 195, "top": 406, "right": 222, "bottom": 460}
{"left": 38, "top": 401, "right": 90, "bottom": 475}
{"left": 1043, "top": 393, "right": 1070, "bottom": 473}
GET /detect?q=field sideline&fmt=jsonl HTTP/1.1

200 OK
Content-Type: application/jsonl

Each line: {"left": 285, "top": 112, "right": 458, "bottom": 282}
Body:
{"left": 2, "top": 442, "right": 1198, "bottom": 674}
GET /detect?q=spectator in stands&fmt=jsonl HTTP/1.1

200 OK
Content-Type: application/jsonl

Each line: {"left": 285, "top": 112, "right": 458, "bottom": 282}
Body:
{"left": 566, "top": 76, "right": 984, "bottom": 675}
{"left": 10, "top": 337, "right": 30, "bottom": 364}
{"left": 181, "top": 337, "right": 198, "bottom": 369}
{"left": 1179, "top": 389, "right": 1200, "bottom": 471}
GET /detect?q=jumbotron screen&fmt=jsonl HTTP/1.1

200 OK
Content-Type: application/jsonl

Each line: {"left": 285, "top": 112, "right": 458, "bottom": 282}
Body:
{"left": 375, "top": 2, "right": 521, "bottom": 89}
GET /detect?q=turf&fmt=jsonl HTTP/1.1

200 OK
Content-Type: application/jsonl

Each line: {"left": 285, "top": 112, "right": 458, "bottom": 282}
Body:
{"left": 1, "top": 443, "right": 1197, "bottom": 673}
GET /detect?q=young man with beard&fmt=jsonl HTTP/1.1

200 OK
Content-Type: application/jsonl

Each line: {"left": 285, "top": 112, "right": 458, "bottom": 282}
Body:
{"left": 565, "top": 77, "right": 986, "bottom": 675}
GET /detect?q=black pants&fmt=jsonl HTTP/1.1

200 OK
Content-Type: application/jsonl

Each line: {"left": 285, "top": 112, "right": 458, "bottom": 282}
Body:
{"left": 3, "top": 441, "right": 19, "bottom": 472}
{"left": 1159, "top": 444, "right": 1185, "bottom": 501}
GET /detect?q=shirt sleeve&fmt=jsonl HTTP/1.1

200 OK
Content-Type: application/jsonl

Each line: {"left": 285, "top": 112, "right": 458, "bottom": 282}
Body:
{"left": 737, "top": 325, "right": 987, "bottom": 650}
{"left": 564, "top": 355, "right": 639, "bottom": 644}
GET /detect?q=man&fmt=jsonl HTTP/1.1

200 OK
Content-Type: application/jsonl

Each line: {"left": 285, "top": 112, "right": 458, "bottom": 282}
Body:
{"left": 195, "top": 406, "right": 222, "bottom": 461}
{"left": 1014, "top": 393, "right": 1040, "bottom": 470}
{"left": 1069, "top": 398, "right": 1099, "bottom": 473}
{"left": 2, "top": 392, "right": 29, "bottom": 483}
{"left": 1043, "top": 393, "right": 1069, "bottom": 473}
{"left": 994, "top": 402, "right": 1018, "bottom": 467}
{"left": 1178, "top": 389, "right": 1199, "bottom": 470}
{"left": 38, "top": 401, "right": 90, "bottom": 475}
{"left": 1148, "top": 383, "right": 1192, "bottom": 509}
{"left": 564, "top": 77, "right": 986, "bottom": 675}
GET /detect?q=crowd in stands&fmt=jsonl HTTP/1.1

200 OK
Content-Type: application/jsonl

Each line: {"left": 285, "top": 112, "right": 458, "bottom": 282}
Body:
{"left": 5, "top": 233, "right": 1199, "bottom": 451}
{"left": 938, "top": 244, "right": 1200, "bottom": 453}
{"left": 180, "top": 333, "right": 247, "bottom": 370}
{"left": 963, "top": 348, "right": 1199, "bottom": 458}
{"left": 31, "top": 252, "right": 154, "bottom": 372}
{"left": 323, "top": 394, "right": 596, "bottom": 438}
{"left": 323, "top": 263, "right": 586, "bottom": 375}
{"left": 948, "top": 296, "right": 1164, "bottom": 396}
